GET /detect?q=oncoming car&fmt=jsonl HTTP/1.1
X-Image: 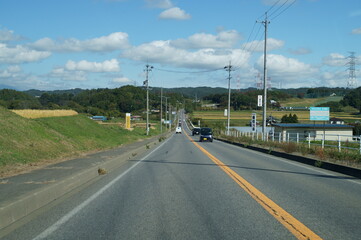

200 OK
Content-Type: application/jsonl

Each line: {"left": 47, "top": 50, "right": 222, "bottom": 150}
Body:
{"left": 175, "top": 127, "right": 182, "bottom": 134}
{"left": 199, "top": 127, "right": 213, "bottom": 142}
{"left": 192, "top": 127, "right": 201, "bottom": 136}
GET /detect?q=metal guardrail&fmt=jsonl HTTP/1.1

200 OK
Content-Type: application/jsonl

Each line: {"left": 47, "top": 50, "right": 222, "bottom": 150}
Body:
{"left": 222, "top": 130, "right": 361, "bottom": 154}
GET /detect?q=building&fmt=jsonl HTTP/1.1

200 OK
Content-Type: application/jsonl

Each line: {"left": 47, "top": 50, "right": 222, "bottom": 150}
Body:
{"left": 272, "top": 123, "right": 354, "bottom": 142}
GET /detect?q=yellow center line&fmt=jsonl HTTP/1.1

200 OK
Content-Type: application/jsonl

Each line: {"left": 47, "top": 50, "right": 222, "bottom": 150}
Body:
{"left": 185, "top": 133, "right": 322, "bottom": 240}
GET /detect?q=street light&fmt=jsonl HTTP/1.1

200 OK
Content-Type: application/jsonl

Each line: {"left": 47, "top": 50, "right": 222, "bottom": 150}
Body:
{"left": 144, "top": 64, "right": 153, "bottom": 136}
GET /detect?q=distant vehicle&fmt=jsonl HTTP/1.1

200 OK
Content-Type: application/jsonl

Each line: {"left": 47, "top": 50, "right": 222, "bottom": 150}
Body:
{"left": 192, "top": 127, "right": 201, "bottom": 136}
{"left": 200, "top": 127, "right": 213, "bottom": 142}
{"left": 175, "top": 127, "right": 182, "bottom": 134}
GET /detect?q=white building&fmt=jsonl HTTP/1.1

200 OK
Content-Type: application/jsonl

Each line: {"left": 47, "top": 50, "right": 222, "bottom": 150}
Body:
{"left": 272, "top": 123, "right": 354, "bottom": 142}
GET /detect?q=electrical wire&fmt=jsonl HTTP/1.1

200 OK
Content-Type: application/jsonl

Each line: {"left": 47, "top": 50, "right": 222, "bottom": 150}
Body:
{"left": 153, "top": 67, "right": 224, "bottom": 74}
{"left": 270, "top": 0, "right": 297, "bottom": 21}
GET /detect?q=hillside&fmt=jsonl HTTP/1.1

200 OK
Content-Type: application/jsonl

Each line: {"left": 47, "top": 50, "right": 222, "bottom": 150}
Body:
{"left": 280, "top": 96, "right": 343, "bottom": 107}
{"left": 0, "top": 107, "right": 158, "bottom": 177}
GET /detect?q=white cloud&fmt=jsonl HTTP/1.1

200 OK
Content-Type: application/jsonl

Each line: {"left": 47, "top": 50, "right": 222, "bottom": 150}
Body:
{"left": 30, "top": 32, "right": 130, "bottom": 52}
{"left": 159, "top": 7, "right": 191, "bottom": 20}
{"left": 0, "top": 43, "right": 51, "bottom": 64}
{"left": 171, "top": 30, "right": 242, "bottom": 49}
{"left": 352, "top": 27, "right": 361, "bottom": 35}
{"left": 255, "top": 54, "right": 318, "bottom": 88}
{"left": 122, "top": 40, "right": 250, "bottom": 69}
{"left": 112, "top": 77, "right": 132, "bottom": 83}
{"left": 322, "top": 53, "right": 347, "bottom": 67}
{"left": 50, "top": 68, "right": 87, "bottom": 82}
{"left": 242, "top": 38, "right": 284, "bottom": 52}
{"left": 0, "top": 65, "right": 21, "bottom": 78}
{"left": 0, "top": 28, "right": 22, "bottom": 42}
{"left": 145, "top": 0, "right": 173, "bottom": 8}
{"left": 65, "top": 59, "right": 120, "bottom": 72}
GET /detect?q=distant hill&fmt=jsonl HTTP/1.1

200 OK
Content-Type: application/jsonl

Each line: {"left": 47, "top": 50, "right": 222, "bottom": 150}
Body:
{"left": 0, "top": 84, "right": 17, "bottom": 90}
{"left": 24, "top": 88, "right": 85, "bottom": 97}
{"left": 151, "top": 86, "right": 228, "bottom": 99}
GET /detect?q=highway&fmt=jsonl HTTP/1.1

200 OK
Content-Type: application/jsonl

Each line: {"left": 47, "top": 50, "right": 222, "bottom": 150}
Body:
{"left": 3, "top": 122, "right": 361, "bottom": 240}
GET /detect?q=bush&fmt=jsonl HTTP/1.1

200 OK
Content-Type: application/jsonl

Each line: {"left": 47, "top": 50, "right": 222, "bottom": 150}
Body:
{"left": 281, "top": 142, "right": 297, "bottom": 153}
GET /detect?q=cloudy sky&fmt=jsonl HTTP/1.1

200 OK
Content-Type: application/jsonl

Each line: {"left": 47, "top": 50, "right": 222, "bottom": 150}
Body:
{"left": 0, "top": 0, "right": 360, "bottom": 90}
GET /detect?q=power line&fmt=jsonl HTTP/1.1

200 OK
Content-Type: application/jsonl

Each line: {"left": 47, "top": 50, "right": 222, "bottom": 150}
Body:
{"left": 154, "top": 67, "right": 223, "bottom": 74}
{"left": 269, "top": 0, "right": 297, "bottom": 21}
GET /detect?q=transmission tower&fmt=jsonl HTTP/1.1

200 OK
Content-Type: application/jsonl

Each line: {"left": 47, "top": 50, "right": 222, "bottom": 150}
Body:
{"left": 346, "top": 52, "right": 357, "bottom": 88}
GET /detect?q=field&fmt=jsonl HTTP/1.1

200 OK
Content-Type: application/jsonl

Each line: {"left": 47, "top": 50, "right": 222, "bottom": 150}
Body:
{"left": 280, "top": 96, "right": 343, "bottom": 107}
{"left": 192, "top": 110, "right": 361, "bottom": 126}
{"left": 11, "top": 109, "right": 78, "bottom": 119}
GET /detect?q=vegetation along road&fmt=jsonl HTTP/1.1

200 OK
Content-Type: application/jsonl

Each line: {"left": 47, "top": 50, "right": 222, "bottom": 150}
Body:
{"left": 4, "top": 120, "right": 361, "bottom": 240}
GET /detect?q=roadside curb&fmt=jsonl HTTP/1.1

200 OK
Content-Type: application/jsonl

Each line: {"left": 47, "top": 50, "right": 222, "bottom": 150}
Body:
{"left": 0, "top": 132, "right": 172, "bottom": 231}
{"left": 215, "top": 137, "right": 361, "bottom": 179}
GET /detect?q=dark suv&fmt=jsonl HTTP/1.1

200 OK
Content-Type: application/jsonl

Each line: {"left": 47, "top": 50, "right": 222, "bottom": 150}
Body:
{"left": 192, "top": 127, "right": 201, "bottom": 135}
{"left": 200, "top": 127, "right": 213, "bottom": 142}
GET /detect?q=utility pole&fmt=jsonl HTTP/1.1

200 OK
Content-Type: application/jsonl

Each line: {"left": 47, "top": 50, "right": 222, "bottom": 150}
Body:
{"left": 224, "top": 62, "right": 233, "bottom": 136}
{"left": 163, "top": 96, "right": 169, "bottom": 130}
{"left": 168, "top": 104, "right": 172, "bottom": 130}
{"left": 259, "top": 12, "right": 270, "bottom": 140}
{"left": 144, "top": 64, "right": 153, "bottom": 136}
{"left": 160, "top": 87, "right": 163, "bottom": 133}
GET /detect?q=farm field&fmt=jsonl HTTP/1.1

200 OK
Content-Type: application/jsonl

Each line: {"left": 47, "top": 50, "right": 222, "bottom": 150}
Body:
{"left": 191, "top": 109, "right": 361, "bottom": 126}
{"left": 279, "top": 96, "right": 343, "bottom": 107}
{"left": 11, "top": 109, "right": 78, "bottom": 119}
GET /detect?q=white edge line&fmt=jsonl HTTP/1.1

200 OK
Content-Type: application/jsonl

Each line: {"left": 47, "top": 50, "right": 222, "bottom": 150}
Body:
{"left": 32, "top": 135, "right": 173, "bottom": 240}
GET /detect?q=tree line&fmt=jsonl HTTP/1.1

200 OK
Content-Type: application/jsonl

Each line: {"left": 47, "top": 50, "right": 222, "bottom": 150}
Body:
{"left": 1, "top": 86, "right": 361, "bottom": 118}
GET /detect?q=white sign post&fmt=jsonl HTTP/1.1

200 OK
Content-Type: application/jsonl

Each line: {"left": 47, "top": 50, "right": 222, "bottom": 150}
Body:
{"left": 257, "top": 95, "right": 263, "bottom": 107}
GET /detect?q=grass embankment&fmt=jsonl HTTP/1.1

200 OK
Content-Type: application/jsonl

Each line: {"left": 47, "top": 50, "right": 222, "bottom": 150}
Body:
{"left": 0, "top": 107, "right": 160, "bottom": 176}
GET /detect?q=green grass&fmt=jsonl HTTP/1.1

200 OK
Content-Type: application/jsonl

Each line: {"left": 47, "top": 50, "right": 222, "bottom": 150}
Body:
{"left": 280, "top": 96, "right": 343, "bottom": 107}
{"left": 0, "top": 107, "right": 160, "bottom": 169}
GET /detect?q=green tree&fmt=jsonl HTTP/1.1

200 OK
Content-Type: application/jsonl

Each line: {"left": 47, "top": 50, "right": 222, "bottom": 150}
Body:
{"left": 341, "top": 87, "right": 361, "bottom": 113}
{"left": 281, "top": 113, "right": 298, "bottom": 123}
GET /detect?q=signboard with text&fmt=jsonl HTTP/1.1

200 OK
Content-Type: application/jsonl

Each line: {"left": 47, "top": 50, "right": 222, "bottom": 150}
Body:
{"left": 310, "top": 107, "right": 330, "bottom": 121}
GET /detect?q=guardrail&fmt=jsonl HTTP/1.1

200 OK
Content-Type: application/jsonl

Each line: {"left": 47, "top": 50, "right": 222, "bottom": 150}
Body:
{"left": 222, "top": 130, "right": 361, "bottom": 154}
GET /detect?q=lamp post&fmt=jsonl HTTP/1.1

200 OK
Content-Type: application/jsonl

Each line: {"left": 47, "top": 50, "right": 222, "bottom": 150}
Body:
{"left": 144, "top": 64, "right": 153, "bottom": 135}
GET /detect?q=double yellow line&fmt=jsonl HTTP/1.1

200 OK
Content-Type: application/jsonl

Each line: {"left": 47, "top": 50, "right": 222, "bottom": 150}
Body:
{"left": 186, "top": 133, "right": 322, "bottom": 240}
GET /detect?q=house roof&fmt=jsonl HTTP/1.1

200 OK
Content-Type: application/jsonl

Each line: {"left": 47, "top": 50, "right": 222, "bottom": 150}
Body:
{"left": 273, "top": 123, "right": 353, "bottom": 129}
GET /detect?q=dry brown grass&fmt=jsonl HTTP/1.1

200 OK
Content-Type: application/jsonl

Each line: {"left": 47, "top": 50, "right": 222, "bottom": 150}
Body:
{"left": 11, "top": 109, "right": 78, "bottom": 119}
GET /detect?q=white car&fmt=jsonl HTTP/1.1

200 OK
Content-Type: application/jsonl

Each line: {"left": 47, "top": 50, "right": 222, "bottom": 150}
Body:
{"left": 175, "top": 127, "right": 182, "bottom": 134}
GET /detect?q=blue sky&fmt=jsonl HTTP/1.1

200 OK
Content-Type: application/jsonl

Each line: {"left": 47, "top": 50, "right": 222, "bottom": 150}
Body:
{"left": 0, "top": 0, "right": 360, "bottom": 91}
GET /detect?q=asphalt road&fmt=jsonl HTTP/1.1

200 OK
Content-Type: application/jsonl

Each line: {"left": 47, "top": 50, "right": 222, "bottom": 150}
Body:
{"left": 3, "top": 125, "right": 361, "bottom": 240}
